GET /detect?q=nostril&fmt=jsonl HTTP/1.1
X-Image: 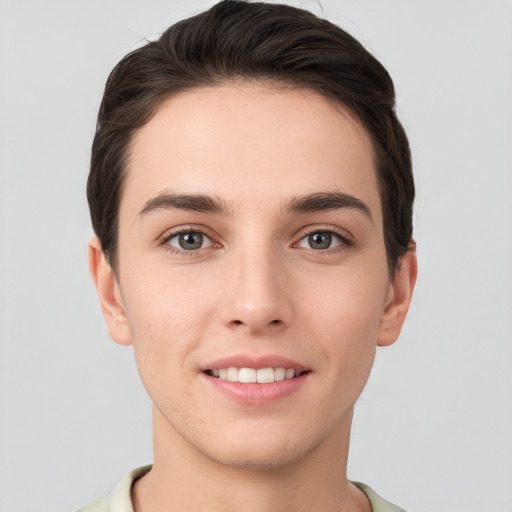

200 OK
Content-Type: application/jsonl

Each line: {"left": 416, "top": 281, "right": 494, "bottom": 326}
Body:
{"left": 226, "top": 316, "right": 286, "bottom": 331}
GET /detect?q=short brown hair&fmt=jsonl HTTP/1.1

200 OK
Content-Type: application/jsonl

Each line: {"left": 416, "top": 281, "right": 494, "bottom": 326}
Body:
{"left": 88, "top": 0, "right": 414, "bottom": 274}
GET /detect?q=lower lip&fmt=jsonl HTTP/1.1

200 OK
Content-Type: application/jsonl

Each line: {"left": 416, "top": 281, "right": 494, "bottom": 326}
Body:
{"left": 203, "top": 372, "right": 310, "bottom": 405}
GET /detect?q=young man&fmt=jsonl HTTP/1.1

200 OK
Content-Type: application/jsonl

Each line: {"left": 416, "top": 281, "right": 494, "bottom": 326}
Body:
{"left": 82, "top": 1, "right": 416, "bottom": 511}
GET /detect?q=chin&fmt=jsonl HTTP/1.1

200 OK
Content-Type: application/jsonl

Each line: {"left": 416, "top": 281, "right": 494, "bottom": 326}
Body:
{"left": 154, "top": 399, "right": 350, "bottom": 472}
{"left": 197, "top": 427, "right": 329, "bottom": 472}
{"left": 205, "top": 444, "right": 310, "bottom": 471}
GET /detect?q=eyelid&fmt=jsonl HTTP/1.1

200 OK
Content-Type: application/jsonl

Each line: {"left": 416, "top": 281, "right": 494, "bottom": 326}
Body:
{"left": 168, "top": 232, "right": 214, "bottom": 250}
{"left": 294, "top": 224, "right": 354, "bottom": 247}
{"left": 159, "top": 224, "right": 221, "bottom": 249}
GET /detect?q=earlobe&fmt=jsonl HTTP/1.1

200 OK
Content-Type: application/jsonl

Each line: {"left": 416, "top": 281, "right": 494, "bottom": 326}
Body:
{"left": 377, "top": 246, "right": 417, "bottom": 347}
{"left": 88, "top": 237, "right": 132, "bottom": 346}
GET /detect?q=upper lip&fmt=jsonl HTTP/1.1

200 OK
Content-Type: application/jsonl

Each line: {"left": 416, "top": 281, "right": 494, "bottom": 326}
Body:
{"left": 201, "top": 354, "right": 308, "bottom": 372}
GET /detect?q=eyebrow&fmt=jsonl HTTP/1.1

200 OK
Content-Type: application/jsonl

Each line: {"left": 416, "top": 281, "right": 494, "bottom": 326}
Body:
{"left": 138, "top": 190, "right": 371, "bottom": 221}
{"left": 285, "top": 191, "right": 372, "bottom": 220}
{"left": 138, "top": 192, "right": 232, "bottom": 217}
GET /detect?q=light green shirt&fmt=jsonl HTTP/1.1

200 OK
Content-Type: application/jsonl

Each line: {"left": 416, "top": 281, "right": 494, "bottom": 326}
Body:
{"left": 77, "top": 465, "right": 406, "bottom": 512}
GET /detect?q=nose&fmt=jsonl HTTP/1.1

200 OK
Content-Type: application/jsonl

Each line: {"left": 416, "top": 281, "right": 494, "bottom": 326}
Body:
{"left": 219, "top": 246, "right": 294, "bottom": 335}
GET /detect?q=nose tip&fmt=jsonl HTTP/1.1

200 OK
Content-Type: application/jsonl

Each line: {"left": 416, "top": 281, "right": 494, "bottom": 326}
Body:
{"left": 220, "top": 255, "right": 293, "bottom": 335}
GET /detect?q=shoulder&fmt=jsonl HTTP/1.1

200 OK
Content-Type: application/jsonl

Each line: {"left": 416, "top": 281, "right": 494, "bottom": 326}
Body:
{"left": 76, "top": 496, "right": 108, "bottom": 512}
{"left": 76, "top": 465, "right": 152, "bottom": 512}
{"left": 352, "top": 482, "right": 407, "bottom": 512}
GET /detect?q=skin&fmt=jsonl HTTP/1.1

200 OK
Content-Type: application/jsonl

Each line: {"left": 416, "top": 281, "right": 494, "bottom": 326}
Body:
{"left": 89, "top": 82, "right": 416, "bottom": 512}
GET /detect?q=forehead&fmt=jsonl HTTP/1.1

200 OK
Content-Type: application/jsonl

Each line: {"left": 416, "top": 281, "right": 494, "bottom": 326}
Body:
{"left": 124, "top": 82, "right": 380, "bottom": 220}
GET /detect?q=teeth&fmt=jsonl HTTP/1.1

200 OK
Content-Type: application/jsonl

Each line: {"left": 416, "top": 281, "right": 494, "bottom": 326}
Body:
{"left": 256, "top": 367, "right": 274, "bottom": 384}
{"left": 239, "top": 367, "right": 256, "bottom": 383}
{"left": 274, "top": 367, "right": 286, "bottom": 381}
{"left": 227, "top": 367, "right": 239, "bottom": 382}
{"left": 209, "top": 366, "right": 301, "bottom": 383}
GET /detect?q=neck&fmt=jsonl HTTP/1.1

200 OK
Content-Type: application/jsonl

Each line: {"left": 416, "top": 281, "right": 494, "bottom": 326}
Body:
{"left": 131, "top": 406, "right": 369, "bottom": 512}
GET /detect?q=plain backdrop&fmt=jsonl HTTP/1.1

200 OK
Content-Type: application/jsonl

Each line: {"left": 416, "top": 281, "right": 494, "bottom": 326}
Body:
{"left": 1, "top": 1, "right": 511, "bottom": 511}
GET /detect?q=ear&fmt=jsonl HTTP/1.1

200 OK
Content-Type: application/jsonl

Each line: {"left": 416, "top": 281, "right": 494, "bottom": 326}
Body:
{"left": 377, "top": 245, "right": 417, "bottom": 347}
{"left": 88, "top": 236, "right": 132, "bottom": 346}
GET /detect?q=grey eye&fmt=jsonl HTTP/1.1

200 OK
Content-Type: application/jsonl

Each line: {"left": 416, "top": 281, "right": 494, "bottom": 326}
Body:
{"left": 297, "top": 231, "right": 343, "bottom": 250}
{"left": 308, "top": 232, "right": 332, "bottom": 250}
{"left": 168, "top": 232, "right": 210, "bottom": 251}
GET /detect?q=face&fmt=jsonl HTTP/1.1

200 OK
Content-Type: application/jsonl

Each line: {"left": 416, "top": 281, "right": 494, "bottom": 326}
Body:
{"left": 91, "top": 82, "right": 415, "bottom": 470}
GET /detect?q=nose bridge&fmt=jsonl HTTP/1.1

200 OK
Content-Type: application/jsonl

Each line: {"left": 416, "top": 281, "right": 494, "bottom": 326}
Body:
{"left": 221, "top": 239, "right": 292, "bottom": 333}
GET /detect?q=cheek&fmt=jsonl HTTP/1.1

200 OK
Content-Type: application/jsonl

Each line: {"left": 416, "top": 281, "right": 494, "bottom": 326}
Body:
{"left": 304, "top": 266, "right": 387, "bottom": 330}
{"left": 120, "top": 266, "right": 217, "bottom": 374}
{"left": 123, "top": 261, "right": 215, "bottom": 326}
{"left": 301, "top": 267, "right": 387, "bottom": 369}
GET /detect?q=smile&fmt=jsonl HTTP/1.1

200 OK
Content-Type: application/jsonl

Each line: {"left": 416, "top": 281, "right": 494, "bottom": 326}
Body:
{"left": 206, "top": 367, "right": 307, "bottom": 383}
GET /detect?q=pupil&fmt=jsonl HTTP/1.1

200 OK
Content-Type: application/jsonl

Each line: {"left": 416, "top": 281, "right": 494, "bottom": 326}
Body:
{"left": 309, "top": 232, "right": 331, "bottom": 250}
{"left": 179, "top": 232, "right": 203, "bottom": 250}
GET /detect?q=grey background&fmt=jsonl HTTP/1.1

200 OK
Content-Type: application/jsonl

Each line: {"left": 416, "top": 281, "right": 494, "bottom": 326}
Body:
{"left": 1, "top": 1, "right": 511, "bottom": 511}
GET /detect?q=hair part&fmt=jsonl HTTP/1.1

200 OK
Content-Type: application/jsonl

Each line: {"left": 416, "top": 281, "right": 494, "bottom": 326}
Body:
{"left": 88, "top": 0, "right": 414, "bottom": 275}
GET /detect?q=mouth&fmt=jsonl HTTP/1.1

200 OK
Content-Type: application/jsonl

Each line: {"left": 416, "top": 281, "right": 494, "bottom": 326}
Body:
{"left": 204, "top": 367, "right": 310, "bottom": 383}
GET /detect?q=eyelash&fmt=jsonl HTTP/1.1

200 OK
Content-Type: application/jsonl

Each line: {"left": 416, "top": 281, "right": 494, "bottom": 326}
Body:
{"left": 295, "top": 225, "right": 354, "bottom": 252}
{"left": 160, "top": 226, "right": 218, "bottom": 256}
{"left": 159, "top": 225, "right": 354, "bottom": 256}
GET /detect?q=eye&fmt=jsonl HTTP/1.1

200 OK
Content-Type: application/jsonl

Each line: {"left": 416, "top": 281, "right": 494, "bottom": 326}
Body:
{"left": 296, "top": 230, "right": 346, "bottom": 250}
{"left": 166, "top": 231, "right": 214, "bottom": 251}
